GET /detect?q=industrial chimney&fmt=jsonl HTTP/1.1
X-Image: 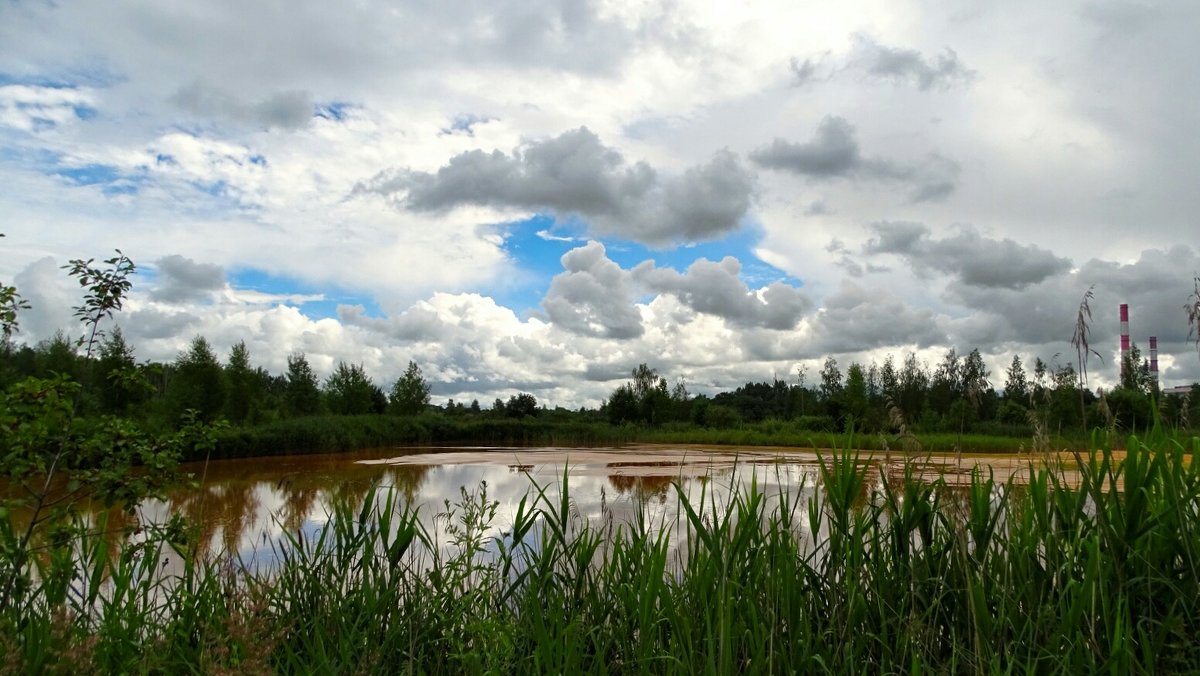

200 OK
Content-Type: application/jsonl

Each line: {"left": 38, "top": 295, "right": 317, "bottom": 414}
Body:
{"left": 1149, "top": 336, "right": 1158, "bottom": 388}
{"left": 1120, "top": 303, "right": 1130, "bottom": 379}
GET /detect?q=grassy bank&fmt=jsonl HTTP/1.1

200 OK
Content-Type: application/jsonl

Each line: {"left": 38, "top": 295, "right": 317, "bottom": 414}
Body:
{"left": 205, "top": 414, "right": 639, "bottom": 460}
{"left": 4, "top": 430, "right": 1200, "bottom": 672}
{"left": 637, "top": 423, "right": 1078, "bottom": 453}
{"left": 208, "top": 413, "right": 1111, "bottom": 460}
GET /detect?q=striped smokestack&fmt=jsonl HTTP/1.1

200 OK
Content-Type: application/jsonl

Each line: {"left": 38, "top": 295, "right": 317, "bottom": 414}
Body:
{"left": 1120, "top": 303, "right": 1130, "bottom": 378}
{"left": 1149, "top": 336, "right": 1158, "bottom": 387}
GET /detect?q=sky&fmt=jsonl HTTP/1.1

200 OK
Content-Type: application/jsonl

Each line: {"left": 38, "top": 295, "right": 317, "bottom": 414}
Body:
{"left": 2, "top": 0, "right": 1199, "bottom": 407}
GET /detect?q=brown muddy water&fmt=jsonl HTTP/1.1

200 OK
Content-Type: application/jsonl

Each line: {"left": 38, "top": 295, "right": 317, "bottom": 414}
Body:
{"left": 118, "top": 444, "right": 1082, "bottom": 569}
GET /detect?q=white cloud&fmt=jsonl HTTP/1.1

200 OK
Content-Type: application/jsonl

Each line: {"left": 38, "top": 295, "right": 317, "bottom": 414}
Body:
{"left": 1, "top": 0, "right": 1198, "bottom": 402}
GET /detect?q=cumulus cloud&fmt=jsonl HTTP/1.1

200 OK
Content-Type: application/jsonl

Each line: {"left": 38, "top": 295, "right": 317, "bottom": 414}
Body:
{"left": 632, "top": 257, "right": 812, "bottom": 330}
{"left": 171, "top": 82, "right": 314, "bottom": 130}
{"left": 337, "top": 303, "right": 447, "bottom": 343}
{"left": 151, "top": 255, "right": 226, "bottom": 303}
{"left": 355, "top": 127, "right": 756, "bottom": 246}
{"left": 538, "top": 242, "right": 811, "bottom": 337}
{"left": 123, "top": 306, "right": 200, "bottom": 340}
{"left": 750, "top": 117, "right": 860, "bottom": 178}
{"left": 857, "top": 243, "right": 1200, "bottom": 390}
{"left": 849, "top": 35, "right": 975, "bottom": 91}
{"left": 11, "top": 257, "right": 75, "bottom": 340}
{"left": 862, "top": 222, "right": 1073, "bottom": 289}
{"left": 750, "top": 117, "right": 960, "bottom": 202}
{"left": 789, "top": 35, "right": 974, "bottom": 91}
{"left": 809, "top": 280, "right": 947, "bottom": 353}
{"left": 541, "top": 241, "right": 643, "bottom": 339}
{"left": 788, "top": 56, "right": 824, "bottom": 85}
{"left": 0, "top": 84, "right": 95, "bottom": 131}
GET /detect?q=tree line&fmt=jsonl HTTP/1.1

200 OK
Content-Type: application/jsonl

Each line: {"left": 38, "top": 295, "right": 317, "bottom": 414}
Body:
{"left": 600, "top": 346, "right": 1198, "bottom": 436}
{"left": 3, "top": 246, "right": 1199, "bottom": 438}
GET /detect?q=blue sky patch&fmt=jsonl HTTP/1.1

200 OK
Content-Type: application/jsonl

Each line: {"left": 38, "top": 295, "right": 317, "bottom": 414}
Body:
{"left": 315, "top": 101, "right": 352, "bottom": 121}
{"left": 72, "top": 104, "right": 98, "bottom": 121}
{"left": 600, "top": 226, "right": 800, "bottom": 288}
{"left": 192, "top": 179, "right": 228, "bottom": 197}
{"left": 0, "top": 74, "right": 74, "bottom": 88}
{"left": 0, "top": 69, "right": 120, "bottom": 89}
{"left": 491, "top": 214, "right": 584, "bottom": 313}
{"left": 492, "top": 214, "right": 803, "bottom": 315}
{"left": 228, "top": 267, "right": 383, "bottom": 320}
{"left": 53, "top": 163, "right": 122, "bottom": 186}
{"left": 440, "top": 113, "right": 497, "bottom": 137}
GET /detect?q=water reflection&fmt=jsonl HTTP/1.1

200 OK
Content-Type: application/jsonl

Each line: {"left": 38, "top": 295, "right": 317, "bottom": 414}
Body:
{"left": 124, "top": 445, "right": 1069, "bottom": 570}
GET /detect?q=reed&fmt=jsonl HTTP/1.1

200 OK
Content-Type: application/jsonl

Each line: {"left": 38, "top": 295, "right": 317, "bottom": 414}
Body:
{"left": 2, "top": 431, "right": 1198, "bottom": 673}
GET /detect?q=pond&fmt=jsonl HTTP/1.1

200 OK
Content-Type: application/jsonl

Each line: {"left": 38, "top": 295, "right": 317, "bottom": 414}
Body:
{"left": 125, "top": 444, "right": 1067, "bottom": 570}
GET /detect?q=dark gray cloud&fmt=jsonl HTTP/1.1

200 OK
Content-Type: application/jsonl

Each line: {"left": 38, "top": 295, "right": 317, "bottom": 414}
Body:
{"left": 171, "top": 82, "right": 313, "bottom": 130}
{"left": 632, "top": 256, "right": 812, "bottom": 330}
{"left": 850, "top": 35, "right": 975, "bottom": 91}
{"left": 496, "top": 335, "right": 570, "bottom": 366}
{"left": 788, "top": 56, "right": 823, "bottom": 85}
{"left": 541, "top": 241, "right": 643, "bottom": 339}
{"left": 750, "top": 116, "right": 859, "bottom": 177}
{"left": 120, "top": 307, "right": 200, "bottom": 340}
{"left": 355, "top": 127, "right": 755, "bottom": 246}
{"left": 927, "top": 245, "right": 1200, "bottom": 389}
{"left": 337, "top": 303, "right": 447, "bottom": 342}
{"left": 804, "top": 199, "right": 832, "bottom": 216}
{"left": 750, "top": 117, "right": 960, "bottom": 202}
{"left": 11, "top": 257, "right": 74, "bottom": 341}
{"left": 789, "top": 35, "right": 974, "bottom": 91}
{"left": 583, "top": 361, "right": 638, "bottom": 383}
{"left": 809, "top": 280, "right": 947, "bottom": 354}
{"left": 152, "top": 255, "right": 226, "bottom": 303}
{"left": 1079, "top": 1, "right": 1161, "bottom": 37}
{"left": 827, "top": 239, "right": 864, "bottom": 277}
{"left": 863, "top": 222, "right": 1072, "bottom": 290}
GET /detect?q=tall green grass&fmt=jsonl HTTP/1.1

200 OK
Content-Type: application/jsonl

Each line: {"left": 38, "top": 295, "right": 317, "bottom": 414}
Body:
{"left": 3, "top": 431, "right": 1199, "bottom": 673}
{"left": 207, "top": 412, "right": 1126, "bottom": 461}
{"left": 207, "top": 414, "right": 638, "bottom": 460}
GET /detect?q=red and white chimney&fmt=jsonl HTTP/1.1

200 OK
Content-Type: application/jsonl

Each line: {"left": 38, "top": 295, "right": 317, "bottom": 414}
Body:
{"left": 1149, "top": 336, "right": 1158, "bottom": 388}
{"left": 1120, "top": 303, "right": 1130, "bottom": 377}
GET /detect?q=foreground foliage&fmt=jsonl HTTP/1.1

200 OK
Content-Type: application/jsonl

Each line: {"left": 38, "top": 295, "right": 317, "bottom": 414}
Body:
{"left": 2, "top": 432, "right": 1199, "bottom": 674}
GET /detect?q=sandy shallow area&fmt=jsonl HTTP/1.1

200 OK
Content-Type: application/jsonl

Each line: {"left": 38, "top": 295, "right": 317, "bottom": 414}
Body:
{"left": 358, "top": 444, "right": 1097, "bottom": 485}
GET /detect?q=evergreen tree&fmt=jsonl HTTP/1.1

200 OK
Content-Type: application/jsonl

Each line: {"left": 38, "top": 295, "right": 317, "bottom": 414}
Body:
{"left": 898, "top": 353, "right": 929, "bottom": 422}
{"left": 224, "top": 341, "right": 257, "bottom": 425}
{"left": 166, "top": 336, "right": 226, "bottom": 421}
{"left": 1119, "top": 342, "right": 1153, "bottom": 393}
{"left": 998, "top": 354, "right": 1030, "bottom": 424}
{"left": 95, "top": 327, "right": 145, "bottom": 414}
{"left": 34, "top": 331, "right": 79, "bottom": 380}
{"left": 879, "top": 354, "right": 899, "bottom": 400}
{"left": 843, "top": 363, "right": 869, "bottom": 429}
{"left": 285, "top": 353, "right": 322, "bottom": 417}
{"left": 1004, "top": 355, "right": 1029, "bottom": 404}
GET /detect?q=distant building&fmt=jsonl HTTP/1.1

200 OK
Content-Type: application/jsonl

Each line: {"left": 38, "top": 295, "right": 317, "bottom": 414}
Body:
{"left": 1163, "top": 385, "right": 1195, "bottom": 397}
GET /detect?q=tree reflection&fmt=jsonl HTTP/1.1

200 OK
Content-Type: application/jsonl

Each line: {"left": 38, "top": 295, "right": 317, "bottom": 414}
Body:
{"left": 169, "top": 481, "right": 262, "bottom": 558}
{"left": 606, "top": 473, "right": 677, "bottom": 503}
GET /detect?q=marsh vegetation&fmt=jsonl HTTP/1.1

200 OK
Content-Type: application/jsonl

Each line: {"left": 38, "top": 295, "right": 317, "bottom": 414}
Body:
{"left": 4, "top": 249, "right": 1200, "bottom": 672}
